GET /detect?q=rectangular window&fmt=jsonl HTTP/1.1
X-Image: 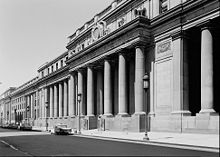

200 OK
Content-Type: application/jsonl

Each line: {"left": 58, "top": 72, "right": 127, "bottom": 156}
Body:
{"left": 56, "top": 63, "right": 58, "bottom": 70}
{"left": 160, "top": 0, "right": 168, "bottom": 13}
{"left": 48, "top": 68, "right": 50, "bottom": 74}
{"left": 61, "top": 60, "right": 63, "bottom": 67}
{"left": 51, "top": 66, "right": 53, "bottom": 72}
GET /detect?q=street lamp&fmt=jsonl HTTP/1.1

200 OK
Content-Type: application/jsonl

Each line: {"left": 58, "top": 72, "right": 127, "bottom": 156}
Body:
{"left": 45, "top": 102, "right": 49, "bottom": 131}
{"left": 143, "top": 73, "right": 150, "bottom": 141}
{"left": 77, "top": 93, "right": 82, "bottom": 134}
{"left": 7, "top": 111, "right": 9, "bottom": 124}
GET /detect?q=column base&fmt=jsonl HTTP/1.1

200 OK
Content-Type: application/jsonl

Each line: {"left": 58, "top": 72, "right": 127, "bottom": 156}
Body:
{"left": 117, "top": 113, "right": 130, "bottom": 117}
{"left": 103, "top": 113, "right": 113, "bottom": 117}
{"left": 171, "top": 110, "right": 191, "bottom": 116}
{"left": 199, "top": 109, "right": 217, "bottom": 116}
{"left": 134, "top": 111, "right": 146, "bottom": 115}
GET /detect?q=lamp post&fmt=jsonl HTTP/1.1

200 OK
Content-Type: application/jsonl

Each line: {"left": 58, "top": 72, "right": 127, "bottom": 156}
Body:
{"left": 77, "top": 93, "right": 82, "bottom": 134}
{"left": 45, "top": 102, "right": 49, "bottom": 131}
{"left": 7, "top": 111, "right": 9, "bottom": 124}
{"left": 143, "top": 73, "right": 150, "bottom": 141}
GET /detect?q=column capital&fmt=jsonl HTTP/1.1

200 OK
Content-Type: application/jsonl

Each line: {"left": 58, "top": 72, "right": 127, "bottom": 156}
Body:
{"left": 196, "top": 20, "right": 213, "bottom": 31}
{"left": 135, "top": 43, "right": 146, "bottom": 50}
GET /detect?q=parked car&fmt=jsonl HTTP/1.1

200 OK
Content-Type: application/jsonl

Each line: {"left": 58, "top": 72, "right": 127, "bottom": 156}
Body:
{"left": 2, "top": 123, "right": 9, "bottom": 128}
{"left": 8, "top": 123, "right": 18, "bottom": 129}
{"left": 54, "top": 124, "right": 72, "bottom": 135}
{"left": 19, "top": 123, "right": 32, "bottom": 131}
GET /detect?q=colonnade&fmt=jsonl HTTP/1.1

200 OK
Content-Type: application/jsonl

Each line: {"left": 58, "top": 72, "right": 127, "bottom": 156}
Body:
{"left": 69, "top": 46, "right": 146, "bottom": 117}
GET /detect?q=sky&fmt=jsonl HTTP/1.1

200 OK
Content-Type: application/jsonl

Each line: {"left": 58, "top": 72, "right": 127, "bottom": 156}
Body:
{"left": 0, "top": 0, "right": 113, "bottom": 95}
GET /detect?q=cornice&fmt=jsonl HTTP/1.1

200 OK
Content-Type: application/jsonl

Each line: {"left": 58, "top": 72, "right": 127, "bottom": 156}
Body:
{"left": 38, "top": 51, "right": 68, "bottom": 72}
{"left": 67, "top": 16, "right": 150, "bottom": 64}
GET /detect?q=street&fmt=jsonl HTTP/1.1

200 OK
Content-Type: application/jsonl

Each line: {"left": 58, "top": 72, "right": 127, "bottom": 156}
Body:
{"left": 0, "top": 128, "right": 218, "bottom": 156}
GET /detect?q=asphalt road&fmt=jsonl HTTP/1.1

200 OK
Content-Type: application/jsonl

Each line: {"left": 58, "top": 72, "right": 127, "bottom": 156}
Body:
{"left": 0, "top": 130, "right": 218, "bottom": 157}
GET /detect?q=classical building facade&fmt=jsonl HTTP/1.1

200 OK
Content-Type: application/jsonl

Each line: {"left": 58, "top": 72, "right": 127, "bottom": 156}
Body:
{"left": 1, "top": 0, "right": 219, "bottom": 134}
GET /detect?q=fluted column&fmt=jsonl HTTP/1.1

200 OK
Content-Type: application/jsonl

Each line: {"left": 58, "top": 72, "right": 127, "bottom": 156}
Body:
{"left": 134, "top": 46, "right": 145, "bottom": 114}
{"left": 68, "top": 74, "right": 75, "bottom": 116}
{"left": 59, "top": 82, "right": 63, "bottom": 117}
{"left": 54, "top": 85, "right": 58, "bottom": 118}
{"left": 49, "top": 86, "right": 53, "bottom": 117}
{"left": 200, "top": 26, "right": 215, "bottom": 114}
{"left": 118, "top": 53, "right": 128, "bottom": 115}
{"left": 64, "top": 80, "right": 68, "bottom": 117}
{"left": 104, "top": 60, "right": 112, "bottom": 116}
{"left": 87, "top": 67, "right": 94, "bottom": 116}
{"left": 78, "top": 71, "right": 84, "bottom": 115}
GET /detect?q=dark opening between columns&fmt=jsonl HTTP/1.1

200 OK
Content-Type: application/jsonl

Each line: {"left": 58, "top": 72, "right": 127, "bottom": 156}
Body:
{"left": 187, "top": 28, "right": 201, "bottom": 116}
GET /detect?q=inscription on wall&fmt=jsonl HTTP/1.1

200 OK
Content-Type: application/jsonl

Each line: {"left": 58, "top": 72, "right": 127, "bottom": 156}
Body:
{"left": 156, "top": 39, "right": 172, "bottom": 60}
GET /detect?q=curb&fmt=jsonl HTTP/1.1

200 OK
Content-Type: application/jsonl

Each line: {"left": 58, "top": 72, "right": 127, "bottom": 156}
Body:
{"left": 72, "top": 133, "right": 219, "bottom": 153}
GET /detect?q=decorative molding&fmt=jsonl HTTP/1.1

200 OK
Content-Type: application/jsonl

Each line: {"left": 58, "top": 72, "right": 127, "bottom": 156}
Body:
{"left": 155, "top": 38, "right": 173, "bottom": 61}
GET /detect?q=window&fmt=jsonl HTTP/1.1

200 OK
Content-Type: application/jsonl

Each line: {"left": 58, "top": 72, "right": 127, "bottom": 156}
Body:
{"left": 160, "top": 0, "right": 168, "bottom": 13}
{"left": 61, "top": 60, "right": 63, "bottom": 68}
{"left": 56, "top": 63, "right": 58, "bottom": 70}
{"left": 51, "top": 66, "right": 54, "bottom": 72}
{"left": 48, "top": 68, "right": 50, "bottom": 74}
{"left": 42, "top": 71, "right": 44, "bottom": 77}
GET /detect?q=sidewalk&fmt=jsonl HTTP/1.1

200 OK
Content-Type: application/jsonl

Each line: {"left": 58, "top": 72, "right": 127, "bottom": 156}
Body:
{"left": 32, "top": 126, "right": 219, "bottom": 152}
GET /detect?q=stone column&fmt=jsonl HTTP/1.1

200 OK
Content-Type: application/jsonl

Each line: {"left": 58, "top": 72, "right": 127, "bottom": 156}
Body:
{"left": 97, "top": 69, "right": 103, "bottom": 115}
{"left": 118, "top": 53, "right": 128, "bottom": 115}
{"left": 87, "top": 67, "right": 94, "bottom": 116}
{"left": 30, "top": 94, "right": 33, "bottom": 118}
{"left": 134, "top": 46, "right": 145, "bottom": 114}
{"left": 54, "top": 85, "right": 58, "bottom": 118}
{"left": 45, "top": 88, "right": 48, "bottom": 118}
{"left": 68, "top": 74, "right": 75, "bottom": 116}
{"left": 64, "top": 80, "right": 68, "bottom": 117}
{"left": 78, "top": 71, "right": 84, "bottom": 115}
{"left": 49, "top": 86, "right": 53, "bottom": 117}
{"left": 200, "top": 26, "right": 215, "bottom": 114}
{"left": 104, "top": 60, "right": 112, "bottom": 116}
{"left": 59, "top": 82, "right": 63, "bottom": 117}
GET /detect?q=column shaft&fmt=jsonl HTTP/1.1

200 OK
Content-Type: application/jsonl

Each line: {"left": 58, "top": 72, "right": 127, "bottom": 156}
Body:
{"left": 64, "top": 80, "right": 68, "bottom": 117}
{"left": 87, "top": 67, "right": 94, "bottom": 116}
{"left": 59, "top": 83, "right": 63, "bottom": 117}
{"left": 135, "top": 46, "right": 145, "bottom": 114}
{"left": 97, "top": 70, "right": 103, "bottom": 115}
{"left": 49, "top": 86, "right": 53, "bottom": 117}
{"left": 104, "top": 60, "right": 112, "bottom": 116}
{"left": 68, "top": 74, "right": 75, "bottom": 116}
{"left": 54, "top": 85, "right": 58, "bottom": 118}
{"left": 118, "top": 53, "right": 127, "bottom": 115}
{"left": 200, "top": 27, "right": 215, "bottom": 114}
